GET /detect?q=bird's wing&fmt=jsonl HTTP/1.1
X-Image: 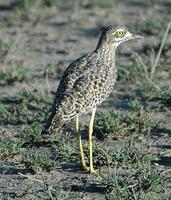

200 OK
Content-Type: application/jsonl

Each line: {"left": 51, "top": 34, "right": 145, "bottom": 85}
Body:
{"left": 55, "top": 55, "right": 109, "bottom": 104}
{"left": 44, "top": 55, "right": 109, "bottom": 133}
{"left": 55, "top": 55, "right": 89, "bottom": 99}
{"left": 54, "top": 57, "right": 109, "bottom": 113}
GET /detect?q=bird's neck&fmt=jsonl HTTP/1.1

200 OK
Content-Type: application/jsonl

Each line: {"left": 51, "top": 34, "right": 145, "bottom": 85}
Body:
{"left": 95, "top": 42, "right": 117, "bottom": 66}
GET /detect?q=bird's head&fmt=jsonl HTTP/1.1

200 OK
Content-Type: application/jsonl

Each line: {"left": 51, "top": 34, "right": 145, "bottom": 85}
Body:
{"left": 98, "top": 26, "right": 143, "bottom": 48}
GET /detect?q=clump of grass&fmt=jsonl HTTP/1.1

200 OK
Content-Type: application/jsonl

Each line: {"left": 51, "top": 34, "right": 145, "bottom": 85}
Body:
{"left": 2, "top": 88, "right": 52, "bottom": 106}
{"left": 0, "top": 66, "right": 31, "bottom": 86}
{"left": 93, "top": 144, "right": 111, "bottom": 167}
{"left": 17, "top": 123, "right": 43, "bottom": 143}
{"left": 96, "top": 158, "right": 165, "bottom": 200}
{"left": 138, "top": 81, "right": 171, "bottom": 108}
{"left": 93, "top": 140, "right": 159, "bottom": 168}
{"left": 88, "top": 0, "right": 113, "bottom": 8}
{"left": 50, "top": 186, "right": 70, "bottom": 200}
{"left": 138, "top": 81, "right": 158, "bottom": 100}
{"left": 92, "top": 140, "right": 167, "bottom": 199}
{"left": 21, "top": 151, "right": 55, "bottom": 172}
{"left": 148, "top": 89, "right": 171, "bottom": 109}
{"left": 94, "top": 109, "right": 157, "bottom": 140}
{"left": 0, "top": 16, "right": 18, "bottom": 28}
{"left": 117, "top": 63, "right": 144, "bottom": 84}
{"left": 12, "top": 0, "right": 35, "bottom": 10}
{"left": 41, "top": 0, "right": 60, "bottom": 7}
{"left": 0, "top": 89, "right": 52, "bottom": 125}
{"left": 11, "top": 0, "right": 59, "bottom": 24}
{"left": 128, "top": 99, "right": 145, "bottom": 112}
{"left": 154, "top": 90, "right": 171, "bottom": 108}
{"left": 131, "top": 16, "right": 170, "bottom": 38}
{"left": 112, "top": 141, "right": 158, "bottom": 168}
{"left": 12, "top": 0, "right": 59, "bottom": 9}
{"left": 51, "top": 132, "right": 78, "bottom": 163}
{"left": 1, "top": 89, "right": 28, "bottom": 103}
{"left": 0, "top": 140, "right": 22, "bottom": 160}
{"left": 0, "top": 94, "right": 29, "bottom": 125}
{"left": 24, "top": 183, "right": 36, "bottom": 195}
{"left": 0, "top": 103, "right": 9, "bottom": 121}
{"left": 0, "top": 39, "right": 13, "bottom": 56}
{"left": 41, "top": 63, "right": 63, "bottom": 79}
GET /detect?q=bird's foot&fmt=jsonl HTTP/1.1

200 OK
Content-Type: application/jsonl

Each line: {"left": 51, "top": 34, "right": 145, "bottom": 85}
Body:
{"left": 82, "top": 163, "right": 88, "bottom": 171}
{"left": 89, "top": 166, "right": 97, "bottom": 174}
{"left": 83, "top": 165, "right": 97, "bottom": 173}
{"left": 82, "top": 165, "right": 90, "bottom": 172}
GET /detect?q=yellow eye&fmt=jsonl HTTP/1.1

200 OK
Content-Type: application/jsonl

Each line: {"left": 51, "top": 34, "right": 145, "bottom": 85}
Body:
{"left": 115, "top": 31, "right": 125, "bottom": 38}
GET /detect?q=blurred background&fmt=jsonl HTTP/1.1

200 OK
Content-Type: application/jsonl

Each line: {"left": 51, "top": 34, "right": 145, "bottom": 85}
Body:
{"left": 0, "top": 0, "right": 170, "bottom": 93}
{"left": 0, "top": 1, "right": 171, "bottom": 200}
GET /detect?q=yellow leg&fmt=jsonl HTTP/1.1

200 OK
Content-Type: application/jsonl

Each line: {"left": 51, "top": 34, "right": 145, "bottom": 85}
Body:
{"left": 76, "top": 115, "right": 89, "bottom": 171}
{"left": 88, "top": 107, "right": 97, "bottom": 173}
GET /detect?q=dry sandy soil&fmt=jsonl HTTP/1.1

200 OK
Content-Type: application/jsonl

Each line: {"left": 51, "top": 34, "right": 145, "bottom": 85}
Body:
{"left": 0, "top": 0, "right": 171, "bottom": 199}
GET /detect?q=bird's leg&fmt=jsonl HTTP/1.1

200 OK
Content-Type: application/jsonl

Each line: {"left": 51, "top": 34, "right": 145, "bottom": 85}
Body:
{"left": 76, "top": 114, "right": 89, "bottom": 171}
{"left": 88, "top": 107, "right": 97, "bottom": 173}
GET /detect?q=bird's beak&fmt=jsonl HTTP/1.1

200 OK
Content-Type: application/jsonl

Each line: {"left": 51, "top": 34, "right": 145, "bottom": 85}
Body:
{"left": 125, "top": 32, "right": 144, "bottom": 41}
{"left": 133, "top": 35, "right": 144, "bottom": 39}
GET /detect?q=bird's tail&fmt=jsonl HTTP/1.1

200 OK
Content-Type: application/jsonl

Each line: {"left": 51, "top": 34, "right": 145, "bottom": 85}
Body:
{"left": 42, "top": 111, "right": 65, "bottom": 134}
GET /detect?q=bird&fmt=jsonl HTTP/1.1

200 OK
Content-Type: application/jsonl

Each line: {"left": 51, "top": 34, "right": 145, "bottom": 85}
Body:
{"left": 42, "top": 25, "right": 143, "bottom": 173}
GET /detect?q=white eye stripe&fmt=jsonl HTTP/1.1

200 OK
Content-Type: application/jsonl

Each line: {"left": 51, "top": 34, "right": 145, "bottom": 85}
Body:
{"left": 124, "top": 31, "right": 132, "bottom": 37}
{"left": 116, "top": 28, "right": 124, "bottom": 32}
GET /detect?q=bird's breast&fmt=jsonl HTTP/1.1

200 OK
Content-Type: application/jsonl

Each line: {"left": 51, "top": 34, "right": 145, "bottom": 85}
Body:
{"left": 89, "top": 64, "right": 117, "bottom": 107}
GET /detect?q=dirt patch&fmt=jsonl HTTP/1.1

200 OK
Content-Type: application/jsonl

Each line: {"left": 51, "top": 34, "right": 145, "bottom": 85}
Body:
{"left": 0, "top": 0, "right": 171, "bottom": 199}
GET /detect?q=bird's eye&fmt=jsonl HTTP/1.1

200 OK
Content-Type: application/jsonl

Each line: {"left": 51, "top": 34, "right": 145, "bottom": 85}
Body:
{"left": 114, "top": 31, "right": 125, "bottom": 38}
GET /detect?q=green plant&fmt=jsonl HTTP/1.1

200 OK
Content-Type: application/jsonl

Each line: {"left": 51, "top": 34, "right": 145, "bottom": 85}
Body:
{"left": 96, "top": 161, "right": 164, "bottom": 200}
{"left": 0, "top": 140, "right": 22, "bottom": 159}
{"left": 93, "top": 140, "right": 159, "bottom": 169}
{"left": 25, "top": 183, "right": 36, "bottom": 195}
{"left": 21, "top": 151, "right": 55, "bottom": 172}
{"left": 0, "top": 39, "right": 13, "bottom": 56}
{"left": 93, "top": 144, "right": 111, "bottom": 167}
{"left": 138, "top": 81, "right": 157, "bottom": 99}
{"left": 138, "top": 81, "right": 171, "bottom": 108}
{"left": 0, "top": 66, "right": 31, "bottom": 86}
{"left": 94, "top": 110, "right": 157, "bottom": 140}
{"left": 12, "top": 0, "right": 59, "bottom": 9}
{"left": 117, "top": 63, "right": 144, "bottom": 84}
{"left": 153, "top": 90, "right": 171, "bottom": 108}
{"left": 128, "top": 99, "right": 144, "bottom": 112}
{"left": 0, "top": 103, "right": 9, "bottom": 120}
{"left": 50, "top": 186, "right": 70, "bottom": 200}
{"left": 41, "top": 0, "right": 59, "bottom": 7}
{"left": 52, "top": 132, "right": 78, "bottom": 163}
{"left": 131, "top": 16, "right": 169, "bottom": 38}
{"left": 17, "top": 123, "right": 43, "bottom": 143}
{"left": 0, "top": 89, "right": 52, "bottom": 125}
{"left": 88, "top": 0, "right": 113, "bottom": 8}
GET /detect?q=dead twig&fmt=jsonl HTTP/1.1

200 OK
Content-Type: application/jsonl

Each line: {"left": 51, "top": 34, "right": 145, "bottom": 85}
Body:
{"left": 151, "top": 21, "right": 171, "bottom": 78}
{"left": 127, "top": 21, "right": 171, "bottom": 93}
{"left": 18, "top": 172, "right": 55, "bottom": 200}
{"left": 127, "top": 48, "right": 163, "bottom": 93}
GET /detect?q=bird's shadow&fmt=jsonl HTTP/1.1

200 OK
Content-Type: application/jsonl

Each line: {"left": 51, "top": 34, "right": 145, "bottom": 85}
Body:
{"left": 59, "top": 173, "right": 106, "bottom": 194}
{"left": 0, "top": 161, "right": 35, "bottom": 175}
{"left": 70, "top": 183, "right": 105, "bottom": 194}
{"left": 151, "top": 127, "right": 171, "bottom": 137}
{"left": 156, "top": 156, "right": 171, "bottom": 167}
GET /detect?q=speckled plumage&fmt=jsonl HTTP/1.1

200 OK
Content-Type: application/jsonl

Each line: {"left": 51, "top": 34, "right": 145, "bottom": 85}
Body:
{"left": 43, "top": 26, "right": 142, "bottom": 134}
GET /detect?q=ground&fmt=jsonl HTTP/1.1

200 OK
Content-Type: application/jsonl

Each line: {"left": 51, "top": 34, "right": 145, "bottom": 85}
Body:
{"left": 0, "top": 0, "right": 171, "bottom": 199}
